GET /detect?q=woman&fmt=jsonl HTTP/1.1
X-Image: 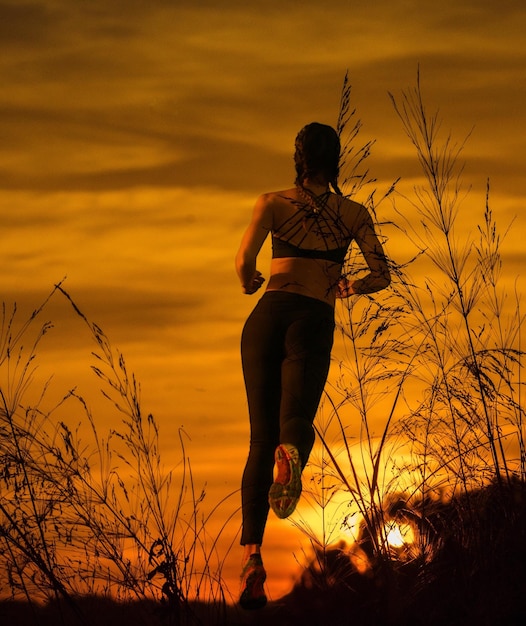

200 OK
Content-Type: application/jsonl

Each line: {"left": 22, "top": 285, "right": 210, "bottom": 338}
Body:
{"left": 235, "top": 122, "right": 390, "bottom": 609}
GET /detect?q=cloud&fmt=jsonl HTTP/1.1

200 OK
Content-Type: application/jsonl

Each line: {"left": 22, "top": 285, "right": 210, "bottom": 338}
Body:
{"left": 0, "top": 1, "right": 57, "bottom": 46}
{"left": 0, "top": 122, "right": 290, "bottom": 193}
{"left": 1, "top": 0, "right": 524, "bottom": 201}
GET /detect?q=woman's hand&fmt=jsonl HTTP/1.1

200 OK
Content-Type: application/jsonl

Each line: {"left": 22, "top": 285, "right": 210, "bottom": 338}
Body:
{"left": 336, "top": 276, "right": 355, "bottom": 299}
{"left": 242, "top": 271, "right": 265, "bottom": 295}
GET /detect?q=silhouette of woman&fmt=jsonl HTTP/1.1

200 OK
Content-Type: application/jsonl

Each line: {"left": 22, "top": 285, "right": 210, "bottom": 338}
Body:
{"left": 235, "top": 122, "right": 390, "bottom": 609}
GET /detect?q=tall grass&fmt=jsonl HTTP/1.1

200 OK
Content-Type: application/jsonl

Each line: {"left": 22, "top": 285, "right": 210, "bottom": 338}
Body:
{"left": 0, "top": 285, "right": 232, "bottom": 625}
{"left": 299, "top": 70, "right": 524, "bottom": 589}
{"left": 388, "top": 73, "right": 524, "bottom": 492}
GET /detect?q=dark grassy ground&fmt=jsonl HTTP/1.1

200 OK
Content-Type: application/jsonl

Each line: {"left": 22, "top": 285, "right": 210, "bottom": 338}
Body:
{"left": 2, "top": 478, "right": 526, "bottom": 626}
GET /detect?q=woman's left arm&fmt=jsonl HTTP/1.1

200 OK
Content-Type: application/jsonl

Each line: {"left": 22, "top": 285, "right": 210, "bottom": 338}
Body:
{"left": 235, "top": 194, "right": 272, "bottom": 295}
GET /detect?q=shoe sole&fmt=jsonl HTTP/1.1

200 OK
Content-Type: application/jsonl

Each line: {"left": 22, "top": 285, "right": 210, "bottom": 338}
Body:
{"left": 268, "top": 444, "right": 302, "bottom": 519}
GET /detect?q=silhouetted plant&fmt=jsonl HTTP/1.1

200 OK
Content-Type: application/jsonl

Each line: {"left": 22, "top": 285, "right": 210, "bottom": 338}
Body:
{"left": 0, "top": 285, "right": 232, "bottom": 625}
{"left": 388, "top": 71, "right": 524, "bottom": 492}
{"left": 299, "top": 70, "right": 524, "bottom": 598}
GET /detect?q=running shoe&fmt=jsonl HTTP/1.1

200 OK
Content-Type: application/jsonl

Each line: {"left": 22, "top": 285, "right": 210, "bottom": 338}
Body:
{"left": 268, "top": 443, "right": 302, "bottom": 519}
{"left": 239, "top": 553, "right": 267, "bottom": 610}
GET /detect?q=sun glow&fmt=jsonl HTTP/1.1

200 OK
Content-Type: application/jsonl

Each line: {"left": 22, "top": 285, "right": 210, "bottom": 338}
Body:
{"left": 384, "top": 521, "right": 415, "bottom": 548}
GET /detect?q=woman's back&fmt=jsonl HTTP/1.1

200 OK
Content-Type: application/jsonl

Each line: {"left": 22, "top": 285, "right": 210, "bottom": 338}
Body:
{"left": 270, "top": 186, "right": 366, "bottom": 252}
{"left": 264, "top": 186, "right": 368, "bottom": 305}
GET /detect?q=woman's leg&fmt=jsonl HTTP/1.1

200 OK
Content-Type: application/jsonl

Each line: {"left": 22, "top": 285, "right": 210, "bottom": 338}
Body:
{"left": 267, "top": 298, "right": 334, "bottom": 519}
{"left": 240, "top": 298, "right": 283, "bottom": 545}
{"left": 240, "top": 294, "right": 334, "bottom": 542}
{"left": 279, "top": 304, "right": 335, "bottom": 467}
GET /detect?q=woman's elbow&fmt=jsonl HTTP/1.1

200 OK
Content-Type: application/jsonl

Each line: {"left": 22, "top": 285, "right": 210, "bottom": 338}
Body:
{"left": 370, "top": 268, "right": 390, "bottom": 292}
{"left": 235, "top": 251, "right": 255, "bottom": 278}
{"left": 381, "top": 269, "right": 391, "bottom": 289}
{"left": 235, "top": 247, "right": 247, "bottom": 269}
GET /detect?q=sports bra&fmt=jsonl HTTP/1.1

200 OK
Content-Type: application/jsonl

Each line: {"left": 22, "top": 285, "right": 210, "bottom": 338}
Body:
{"left": 272, "top": 234, "right": 348, "bottom": 264}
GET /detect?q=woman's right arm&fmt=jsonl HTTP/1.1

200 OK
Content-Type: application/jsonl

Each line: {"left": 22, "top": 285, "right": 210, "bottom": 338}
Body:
{"left": 235, "top": 194, "right": 273, "bottom": 295}
{"left": 337, "top": 205, "right": 390, "bottom": 298}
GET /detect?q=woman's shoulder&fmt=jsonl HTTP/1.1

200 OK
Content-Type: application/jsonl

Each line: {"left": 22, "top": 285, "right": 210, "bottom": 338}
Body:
{"left": 349, "top": 195, "right": 374, "bottom": 215}
{"left": 336, "top": 195, "right": 368, "bottom": 217}
{"left": 336, "top": 196, "right": 373, "bottom": 235}
{"left": 254, "top": 188, "right": 298, "bottom": 213}
{"left": 257, "top": 187, "right": 297, "bottom": 201}
{"left": 337, "top": 194, "right": 366, "bottom": 210}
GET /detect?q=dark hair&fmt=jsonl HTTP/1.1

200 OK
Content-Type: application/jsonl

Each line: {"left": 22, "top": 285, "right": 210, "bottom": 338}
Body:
{"left": 294, "top": 122, "right": 342, "bottom": 194}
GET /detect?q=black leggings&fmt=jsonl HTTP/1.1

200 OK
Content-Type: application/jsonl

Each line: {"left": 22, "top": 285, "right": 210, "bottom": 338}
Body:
{"left": 240, "top": 291, "right": 335, "bottom": 545}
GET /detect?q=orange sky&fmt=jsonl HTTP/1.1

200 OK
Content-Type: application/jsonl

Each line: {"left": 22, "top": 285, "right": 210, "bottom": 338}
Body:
{"left": 1, "top": 0, "right": 525, "bottom": 603}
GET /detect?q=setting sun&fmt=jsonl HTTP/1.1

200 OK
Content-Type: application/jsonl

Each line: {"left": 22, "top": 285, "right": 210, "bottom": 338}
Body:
{"left": 384, "top": 521, "right": 415, "bottom": 549}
